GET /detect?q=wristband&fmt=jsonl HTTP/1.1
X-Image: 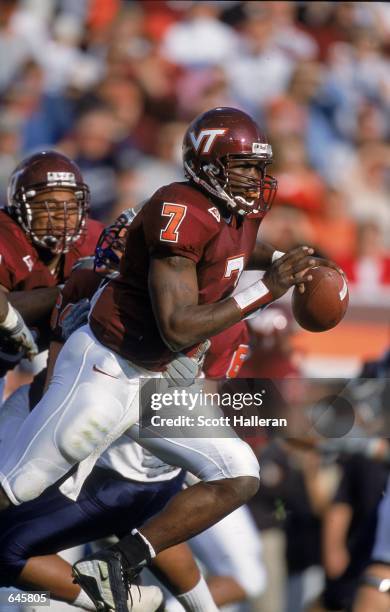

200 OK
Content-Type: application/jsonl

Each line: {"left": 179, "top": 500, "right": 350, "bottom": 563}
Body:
{"left": 272, "top": 250, "right": 285, "bottom": 263}
{"left": 360, "top": 575, "right": 390, "bottom": 594}
{"left": 233, "top": 280, "right": 274, "bottom": 316}
{"left": 0, "top": 304, "right": 19, "bottom": 331}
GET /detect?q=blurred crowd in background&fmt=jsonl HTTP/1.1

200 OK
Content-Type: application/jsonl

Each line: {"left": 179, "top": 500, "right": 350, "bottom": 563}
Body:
{"left": 0, "top": 0, "right": 389, "bottom": 300}
{"left": 0, "top": 2, "right": 389, "bottom": 612}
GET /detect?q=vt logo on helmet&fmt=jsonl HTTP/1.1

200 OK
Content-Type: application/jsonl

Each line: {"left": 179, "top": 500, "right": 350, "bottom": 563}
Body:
{"left": 183, "top": 107, "right": 277, "bottom": 216}
{"left": 189, "top": 129, "right": 227, "bottom": 154}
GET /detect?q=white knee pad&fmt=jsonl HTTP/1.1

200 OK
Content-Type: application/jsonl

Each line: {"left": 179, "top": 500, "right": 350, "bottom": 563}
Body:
{"left": 55, "top": 383, "right": 125, "bottom": 463}
{"left": 195, "top": 436, "right": 260, "bottom": 482}
{"left": 130, "top": 426, "right": 260, "bottom": 482}
{"left": 8, "top": 457, "right": 65, "bottom": 503}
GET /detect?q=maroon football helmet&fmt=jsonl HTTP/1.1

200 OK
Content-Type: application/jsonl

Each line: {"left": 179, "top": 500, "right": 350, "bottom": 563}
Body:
{"left": 183, "top": 107, "right": 277, "bottom": 216}
{"left": 7, "top": 151, "right": 90, "bottom": 253}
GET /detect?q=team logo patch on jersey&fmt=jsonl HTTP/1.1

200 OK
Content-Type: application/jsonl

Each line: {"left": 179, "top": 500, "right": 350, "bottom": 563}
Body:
{"left": 190, "top": 129, "right": 227, "bottom": 154}
{"left": 208, "top": 207, "right": 221, "bottom": 222}
{"left": 22, "top": 255, "right": 34, "bottom": 272}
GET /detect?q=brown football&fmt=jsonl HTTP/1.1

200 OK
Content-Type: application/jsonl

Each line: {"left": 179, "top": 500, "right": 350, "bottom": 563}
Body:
{"left": 292, "top": 266, "right": 349, "bottom": 332}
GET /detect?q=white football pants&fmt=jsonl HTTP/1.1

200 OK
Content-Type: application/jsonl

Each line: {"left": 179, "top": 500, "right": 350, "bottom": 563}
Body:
{"left": 0, "top": 325, "right": 259, "bottom": 505}
{"left": 0, "top": 325, "right": 145, "bottom": 504}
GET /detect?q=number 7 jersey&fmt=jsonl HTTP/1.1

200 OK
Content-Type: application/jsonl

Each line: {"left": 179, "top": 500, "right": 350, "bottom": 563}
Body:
{"left": 90, "top": 181, "right": 262, "bottom": 370}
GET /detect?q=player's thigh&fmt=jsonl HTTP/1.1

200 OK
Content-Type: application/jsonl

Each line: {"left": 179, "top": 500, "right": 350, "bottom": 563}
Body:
{"left": 128, "top": 425, "right": 260, "bottom": 481}
{"left": 0, "top": 385, "right": 30, "bottom": 455}
{"left": 3, "top": 330, "right": 131, "bottom": 460}
{"left": 0, "top": 328, "right": 140, "bottom": 502}
{"left": 0, "top": 488, "right": 86, "bottom": 584}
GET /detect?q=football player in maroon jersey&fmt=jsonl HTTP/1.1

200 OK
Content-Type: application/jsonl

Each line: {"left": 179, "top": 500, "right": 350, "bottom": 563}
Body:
{"left": 0, "top": 108, "right": 339, "bottom": 612}
{"left": 0, "top": 151, "right": 102, "bottom": 375}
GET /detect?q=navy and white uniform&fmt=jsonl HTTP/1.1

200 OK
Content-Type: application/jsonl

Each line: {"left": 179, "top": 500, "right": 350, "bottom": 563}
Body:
{"left": 0, "top": 384, "right": 183, "bottom": 585}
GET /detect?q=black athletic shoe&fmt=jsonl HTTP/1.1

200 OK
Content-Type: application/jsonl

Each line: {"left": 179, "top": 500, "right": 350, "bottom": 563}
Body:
{"left": 72, "top": 548, "right": 163, "bottom": 611}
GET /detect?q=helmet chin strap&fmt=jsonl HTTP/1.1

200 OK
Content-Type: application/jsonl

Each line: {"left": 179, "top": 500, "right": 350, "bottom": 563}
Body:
{"left": 184, "top": 161, "right": 255, "bottom": 216}
{"left": 234, "top": 195, "right": 257, "bottom": 214}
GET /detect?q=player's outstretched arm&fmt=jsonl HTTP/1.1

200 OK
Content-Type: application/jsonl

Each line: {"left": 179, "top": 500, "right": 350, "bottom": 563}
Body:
{"left": 8, "top": 287, "right": 61, "bottom": 325}
{"left": 149, "top": 246, "right": 316, "bottom": 352}
{"left": 0, "top": 288, "right": 9, "bottom": 321}
{"left": 0, "top": 290, "right": 38, "bottom": 360}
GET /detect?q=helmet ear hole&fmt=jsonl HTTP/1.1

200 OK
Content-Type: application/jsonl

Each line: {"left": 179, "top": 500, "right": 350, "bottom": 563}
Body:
{"left": 207, "top": 163, "right": 220, "bottom": 175}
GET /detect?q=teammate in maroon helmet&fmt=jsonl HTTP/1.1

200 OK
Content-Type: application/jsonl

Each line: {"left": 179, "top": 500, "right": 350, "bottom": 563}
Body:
{"left": 0, "top": 151, "right": 102, "bottom": 370}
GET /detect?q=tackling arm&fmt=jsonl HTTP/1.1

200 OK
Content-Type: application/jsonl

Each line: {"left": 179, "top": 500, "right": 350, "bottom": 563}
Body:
{"left": 0, "top": 284, "right": 60, "bottom": 327}
{"left": 44, "top": 341, "right": 63, "bottom": 392}
{"left": 8, "top": 287, "right": 60, "bottom": 325}
{"left": 0, "top": 286, "right": 38, "bottom": 359}
{"left": 0, "top": 287, "right": 8, "bottom": 321}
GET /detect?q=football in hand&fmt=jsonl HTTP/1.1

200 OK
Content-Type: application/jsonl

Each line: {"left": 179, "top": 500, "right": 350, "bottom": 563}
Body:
{"left": 292, "top": 266, "right": 349, "bottom": 332}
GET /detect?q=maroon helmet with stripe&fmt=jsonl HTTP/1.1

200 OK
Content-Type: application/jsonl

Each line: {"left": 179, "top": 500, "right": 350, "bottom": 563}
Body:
{"left": 183, "top": 107, "right": 277, "bottom": 216}
{"left": 7, "top": 150, "right": 90, "bottom": 253}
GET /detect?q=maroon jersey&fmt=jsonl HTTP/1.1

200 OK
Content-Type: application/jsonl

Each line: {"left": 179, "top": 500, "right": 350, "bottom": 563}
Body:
{"left": 52, "top": 268, "right": 249, "bottom": 379}
{"left": 0, "top": 210, "right": 103, "bottom": 291}
{"left": 204, "top": 322, "right": 250, "bottom": 379}
{"left": 90, "top": 182, "right": 261, "bottom": 370}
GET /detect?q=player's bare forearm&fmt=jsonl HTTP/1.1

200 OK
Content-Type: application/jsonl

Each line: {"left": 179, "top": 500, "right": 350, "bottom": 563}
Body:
{"left": 246, "top": 240, "right": 279, "bottom": 270}
{"left": 8, "top": 287, "right": 60, "bottom": 325}
{"left": 44, "top": 341, "right": 64, "bottom": 392}
{"left": 150, "top": 248, "right": 320, "bottom": 351}
{"left": 0, "top": 287, "right": 9, "bottom": 321}
{"left": 166, "top": 300, "right": 241, "bottom": 351}
{"left": 149, "top": 256, "right": 242, "bottom": 351}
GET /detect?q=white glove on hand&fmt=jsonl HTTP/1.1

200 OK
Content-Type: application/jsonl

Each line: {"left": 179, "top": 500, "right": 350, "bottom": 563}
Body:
{"left": 61, "top": 298, "right": 91, "bottom": 340}
{"left": 1, "top": 307, "right": 38, "bottom": 361}
{"left": 163, "top": 340, "right": 211, "bottom": 387}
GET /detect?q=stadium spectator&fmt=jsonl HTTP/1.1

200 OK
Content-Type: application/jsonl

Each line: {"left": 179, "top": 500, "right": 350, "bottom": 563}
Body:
{"left": 226, "top": 3, "right": 295, "bottom": 112}
{"left": 336, "top": 143, "right": 390, "bottom": 244}
{"left": 311, "top": 189, "right": 357, "bottom": 261}
{"left": 319, "top": 453, "right": 389, "bottom": 611}
{"left": 337, "top": 221, "right": 390, "bottom": 297}
{"left": 260, "top": 203, "right": 316, "bottom": 253}
{"left": 270, "top": 134, "right": 327, "bottom": 216}
{"left": 59, "top": 106, "right": 124, "bottom": 221}
{"left": 123, "top": 121, "right": 184, "bottom": 204}
{"left": 0, "top": 112, "right": 21, "bottom": 202}
{"left": 161, "top": 2, "right": 239, "bottom": 68}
